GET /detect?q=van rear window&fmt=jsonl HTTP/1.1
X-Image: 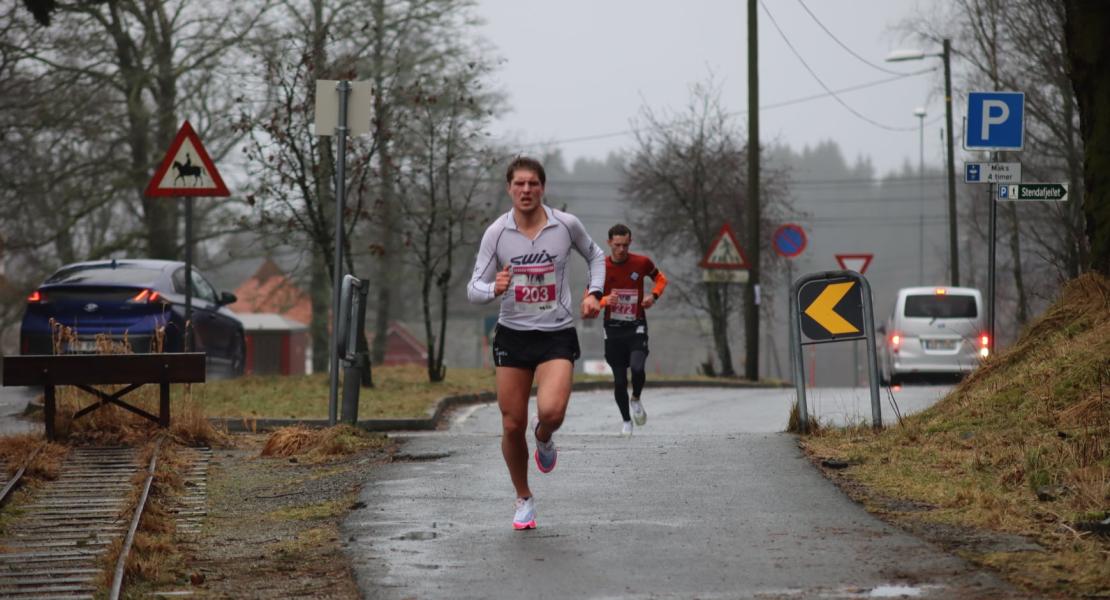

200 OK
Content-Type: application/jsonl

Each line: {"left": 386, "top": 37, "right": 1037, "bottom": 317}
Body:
{"left": 904, "top": 295, "right": 978, "bottom": 318}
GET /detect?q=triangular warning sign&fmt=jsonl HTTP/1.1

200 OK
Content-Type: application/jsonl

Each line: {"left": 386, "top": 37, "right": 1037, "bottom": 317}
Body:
{"left": 144, "top": 120, "right": 230, "bottom": 197}
{"left": 836, "top": 253, "right": 873, "bottom": 274}
{"left": 699, "top": 223, "right": 750, "bottom": 270}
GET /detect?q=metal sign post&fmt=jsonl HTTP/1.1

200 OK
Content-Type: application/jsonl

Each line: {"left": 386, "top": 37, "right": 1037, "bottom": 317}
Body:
{"left": 965, "top": 92, "right": 1025, "bottom": 357}
{"left": 184, "top": 197, "right": 193, "bottom": 351}
{"left": 143, "top": 120, "right": 230, "bottom": 354}
{"left": 329, "top": 81, "right": 351, "bottom": 427}
{"left": 790, "top": 270, "right": 881, "bottom": 433}
{"left": 314, "top": 80, "right": 372, "bottom": 427}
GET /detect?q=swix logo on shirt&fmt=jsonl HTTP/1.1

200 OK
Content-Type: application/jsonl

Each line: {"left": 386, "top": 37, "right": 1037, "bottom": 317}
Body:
{"left": 510, "top": 251, "right": 556, "bottom": 266}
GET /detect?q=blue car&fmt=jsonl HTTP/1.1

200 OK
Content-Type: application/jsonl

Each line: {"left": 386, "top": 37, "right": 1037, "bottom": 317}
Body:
{"left": 20, "top": 259, "right": 245, "bottom": 377}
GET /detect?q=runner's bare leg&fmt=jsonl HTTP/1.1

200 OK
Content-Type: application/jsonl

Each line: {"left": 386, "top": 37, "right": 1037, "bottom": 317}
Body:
{"left": 534, "top": 359, "right": 573, "bottom": 442}
{"left": 497, "top": 366, "right": 535, "bottom": 498}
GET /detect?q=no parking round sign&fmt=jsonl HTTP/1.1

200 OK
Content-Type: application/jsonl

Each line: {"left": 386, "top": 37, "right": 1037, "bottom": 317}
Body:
{"left": 773, "top": 224, "right": 807, "bottom": 258}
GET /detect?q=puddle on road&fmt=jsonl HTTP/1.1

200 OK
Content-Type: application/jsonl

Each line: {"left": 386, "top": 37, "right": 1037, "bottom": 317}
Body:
{"left": 758, "top": 584, "right": 937, "bottom": 598}
{"left": 392, "top": 531, "right": 438, "bottom": 541}
{"left": 868, "top": 585, "right": 924, "bottom": 597}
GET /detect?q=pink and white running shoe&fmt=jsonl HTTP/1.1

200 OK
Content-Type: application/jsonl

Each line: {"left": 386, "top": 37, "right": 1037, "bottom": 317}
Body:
{"left": 532, "top": 416, "right": 557, "bottom": 473}
{"left": 513, "top": 497, "right": 536, "bottom": 530}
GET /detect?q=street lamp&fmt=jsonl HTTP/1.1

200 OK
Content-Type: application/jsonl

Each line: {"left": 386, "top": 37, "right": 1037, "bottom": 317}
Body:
{"left": 914, "top": 107, "right": 926, "bottom": 284}
{"left": 887, "top": 39, "right": 959, "bottom": 287}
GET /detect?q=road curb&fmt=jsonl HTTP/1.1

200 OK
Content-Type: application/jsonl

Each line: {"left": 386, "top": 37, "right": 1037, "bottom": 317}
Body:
{"left": 210, "top": 379, "right": 784, "bottom": 433}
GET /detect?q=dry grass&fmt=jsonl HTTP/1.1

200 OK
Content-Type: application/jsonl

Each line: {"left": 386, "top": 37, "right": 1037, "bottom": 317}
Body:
{"left": 0, "top": 434, "right": 67, "bottom": 481}
{"left": 803, "top": 273, "right": 1110, "bottom": 598}
{"left": 785, "top": 399, "right": 821, "bottom": 434}
{"left": 261, "top": 425, "right": 389, "bottom": 461}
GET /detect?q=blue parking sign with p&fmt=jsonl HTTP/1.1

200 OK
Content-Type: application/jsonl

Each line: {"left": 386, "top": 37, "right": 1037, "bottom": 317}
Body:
{"left": 966, "top": 91, "right": 1024, "bottom": 150}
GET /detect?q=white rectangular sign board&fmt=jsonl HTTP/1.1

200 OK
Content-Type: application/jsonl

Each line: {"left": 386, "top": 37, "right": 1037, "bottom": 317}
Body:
{"left": 702, "top": 269, "right": 749, "bottom": 284}
{"left": 964, "top": 162, "right": 1021, "bottom": 184}
{"left": 314, "top": 80, "right": 373, "bottom": 136}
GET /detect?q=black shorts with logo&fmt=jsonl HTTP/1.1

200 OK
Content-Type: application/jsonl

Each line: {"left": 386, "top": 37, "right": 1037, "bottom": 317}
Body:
{"left": 492, "top": 325, "right": 581, "bottom": 369}
{"left": 603, "top": 321, "right": 649, "bottom": 368}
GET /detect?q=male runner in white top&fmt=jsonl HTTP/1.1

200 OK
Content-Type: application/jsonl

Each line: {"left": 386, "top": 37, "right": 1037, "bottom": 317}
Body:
{"left": 468, "top": 156, "right": 605, "bottom": 530}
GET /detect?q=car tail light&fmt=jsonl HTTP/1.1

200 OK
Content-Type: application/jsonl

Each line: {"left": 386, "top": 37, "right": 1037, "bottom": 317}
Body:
{"left": 890, "top": 332, "right": 902, "bottom": 353}
{"left": 979, "top": 334, "right": 990, "bottom": 358}
{"left": 128, "top": 289, "right": 164, "bottom": 304}
{"left": 27, "top": 290, "right": 44, "bottom": 303}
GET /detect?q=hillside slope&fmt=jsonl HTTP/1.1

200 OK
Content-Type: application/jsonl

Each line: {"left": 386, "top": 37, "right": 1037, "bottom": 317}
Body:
{"left": 804, "top": 273, "right": 1109, "bottom": 598}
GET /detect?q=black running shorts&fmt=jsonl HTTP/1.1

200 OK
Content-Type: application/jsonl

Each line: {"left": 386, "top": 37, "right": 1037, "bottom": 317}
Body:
{"left": 492, "top": 325, "right": 581, "bottom": 369}
{"left": 603, "top": 323, "right": 649, "bottom": 368}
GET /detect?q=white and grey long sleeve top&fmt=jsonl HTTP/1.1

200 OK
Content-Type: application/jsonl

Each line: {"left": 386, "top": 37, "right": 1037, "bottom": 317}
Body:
{"left": 467, "top": 205, "right": 606, "bottom": 331}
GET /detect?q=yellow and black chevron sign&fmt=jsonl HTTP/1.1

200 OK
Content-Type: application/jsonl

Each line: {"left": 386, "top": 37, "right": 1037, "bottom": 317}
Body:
{"left": 798, "top": 278, "right": 865, "bottom": 341}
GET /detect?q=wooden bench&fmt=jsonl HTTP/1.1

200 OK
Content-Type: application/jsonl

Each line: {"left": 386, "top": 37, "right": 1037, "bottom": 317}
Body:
{"left": 2, "top": 353, "right": 206, "bottom": 440}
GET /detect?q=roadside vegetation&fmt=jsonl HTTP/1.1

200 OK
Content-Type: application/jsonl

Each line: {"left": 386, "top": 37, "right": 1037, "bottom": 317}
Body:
{"left": 803, "top": 273, "right": 1110, "bottom": 598}
{"left": 195, "top": 366, "right": 724, "bottom": 421}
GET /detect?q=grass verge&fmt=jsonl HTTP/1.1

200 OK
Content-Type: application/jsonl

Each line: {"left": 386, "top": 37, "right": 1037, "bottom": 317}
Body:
{"left": 802, "top": 273, "right": 1110, "bottom": 598}
{"left": 194, "top": 366, "right": 727, "bottom": 420}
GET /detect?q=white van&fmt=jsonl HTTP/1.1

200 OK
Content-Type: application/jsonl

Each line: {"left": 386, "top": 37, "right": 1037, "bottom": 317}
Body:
{"left": 878, "top": 286, "right": 989, "bottom": 385}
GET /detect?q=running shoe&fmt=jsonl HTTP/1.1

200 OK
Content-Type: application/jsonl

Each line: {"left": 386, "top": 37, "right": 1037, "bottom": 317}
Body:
{"left": 621, "top": 421, "right": 633, "bottom": 436}
{"left": 630, "top": 398, "right": 647, "bottom": 426}
{"left": 532, "top": 415, "right": 557, "bottom": 473}
{"left": 513, "top": 496, "right": 536, "bottom": 530}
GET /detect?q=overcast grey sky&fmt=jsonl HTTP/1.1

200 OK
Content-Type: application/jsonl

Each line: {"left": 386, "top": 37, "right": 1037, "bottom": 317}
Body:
{"left": 475, "top": 0, "right": 950, "bottom": 177}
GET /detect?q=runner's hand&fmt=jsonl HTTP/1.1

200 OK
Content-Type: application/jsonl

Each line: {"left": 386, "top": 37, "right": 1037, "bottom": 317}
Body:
{"left": 581, "top": 294, "right": 601, "bottom": 319}
{"left": 607, "top": 291, "right": 619, "bottom": 306}
{"left": 494, "top": 265, "right": 511, "bottom": 297}
{"left": 642, "top": 294, "right": 656, "bottom": 309}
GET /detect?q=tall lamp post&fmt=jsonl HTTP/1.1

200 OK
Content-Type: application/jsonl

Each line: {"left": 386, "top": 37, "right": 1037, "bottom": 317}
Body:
{"left": 887, "top": 39, "right": 959, "bottom": 286}
{"left": 914, "top": 106, "right": 926, "bottom": 284}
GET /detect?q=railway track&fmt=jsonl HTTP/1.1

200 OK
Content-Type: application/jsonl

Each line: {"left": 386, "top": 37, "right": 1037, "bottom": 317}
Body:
{"left": 0, "top": 441, "right": 212, "bottom": 598}
{"left": 0, "top": 444, "right": 44, "bottom": 507}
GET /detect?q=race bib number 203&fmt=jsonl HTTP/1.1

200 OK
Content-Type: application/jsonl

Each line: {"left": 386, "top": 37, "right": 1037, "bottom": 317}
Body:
{"left": 512, "top": 264, "right": 557, "bottom": 313}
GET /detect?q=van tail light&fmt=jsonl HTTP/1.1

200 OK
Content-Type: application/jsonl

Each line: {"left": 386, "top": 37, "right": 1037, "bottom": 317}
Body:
{"left": 128, "top": 289, "right": 164, "bottom": 304}
{"left": 890, "top": 332, "right": 902, "bottom": 353}
{"left": 27, "top": 290, "right": 44, "bottom": 303}
{"left": 979, "top": 334, "right": 990, "bottom": 358}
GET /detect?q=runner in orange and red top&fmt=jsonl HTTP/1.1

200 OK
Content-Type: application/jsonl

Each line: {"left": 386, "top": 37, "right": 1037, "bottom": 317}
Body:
{"left": 597, "top": 224, "right": 667, "bottom": 436}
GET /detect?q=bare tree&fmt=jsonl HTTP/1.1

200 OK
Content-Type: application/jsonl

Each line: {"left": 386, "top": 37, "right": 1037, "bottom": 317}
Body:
{"left": 238, "top": 0, "right": 492, "bottom": 379}
{"left": 0, "top": 0, "right": 264, "bottom": 350}
{"left": 622, "top": 78, "right": 789, "bottom": 377}
{"left": 908, "top": 0, "right": 1088, "bottom": 320}
{"left": 4, "top": 0, "right": 269, "bottom": 259}
{"left": 393, "top": 59, "right": 502, "bottom": 381}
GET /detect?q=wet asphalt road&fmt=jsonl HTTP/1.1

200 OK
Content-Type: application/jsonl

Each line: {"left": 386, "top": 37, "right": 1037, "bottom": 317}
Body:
{"left": 342, "top": 386, "right": 1028, "bottom": 599}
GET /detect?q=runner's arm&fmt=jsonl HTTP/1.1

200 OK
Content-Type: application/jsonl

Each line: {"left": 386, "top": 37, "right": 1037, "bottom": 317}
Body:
{"left": 467, "top": 225, "right": 500, "bottom": 304}
{"left": 650, "top": 269, "right": 668, "bottom": 299}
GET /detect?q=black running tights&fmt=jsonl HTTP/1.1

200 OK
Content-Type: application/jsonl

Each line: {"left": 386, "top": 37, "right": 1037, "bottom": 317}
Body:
{"left": 612, "top": 350, "right": 647, "bottom": 422}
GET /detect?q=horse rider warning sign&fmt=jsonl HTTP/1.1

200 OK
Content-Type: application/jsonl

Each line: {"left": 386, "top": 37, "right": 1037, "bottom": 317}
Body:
{"left": 144, "top": 120, "right": 229, "bottom": 197}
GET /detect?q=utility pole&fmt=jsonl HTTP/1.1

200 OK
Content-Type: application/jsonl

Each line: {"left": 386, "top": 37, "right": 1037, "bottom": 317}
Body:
{"left": 943, "top": 39, "right": 959, "bottom": 286}
{"left": 745, "top": 0, "right": 761, "bottom": 381}
{"left": 915, "top": 107, "right": 926, "bottom": 284}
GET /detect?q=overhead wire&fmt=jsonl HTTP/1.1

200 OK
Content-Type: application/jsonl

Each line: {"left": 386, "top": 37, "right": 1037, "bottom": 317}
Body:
{"left": 506, "top": 68, "right": 937, "bottom": 149}
{"left": 795, "top": 0, "right": 910, "bottom": 76}
{"left": 759, "top": 0, "right": 924, "bottom": 132}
